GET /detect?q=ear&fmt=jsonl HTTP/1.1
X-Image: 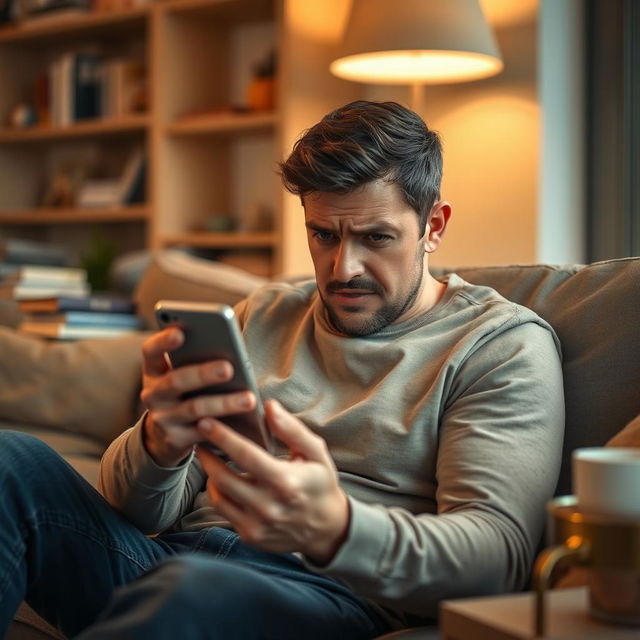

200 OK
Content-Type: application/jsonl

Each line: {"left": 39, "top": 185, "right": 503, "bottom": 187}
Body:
{"left": 422, "top": 200, "right": 451, "bottom": 253}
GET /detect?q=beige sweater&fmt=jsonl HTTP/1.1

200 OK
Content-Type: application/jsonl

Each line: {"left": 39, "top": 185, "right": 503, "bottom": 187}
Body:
{"left": 100, "top": 275, "right": 565, "bottom": 624}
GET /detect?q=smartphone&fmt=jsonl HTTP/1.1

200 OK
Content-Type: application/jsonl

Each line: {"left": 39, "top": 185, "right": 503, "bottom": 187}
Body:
{"left": 154, "top": 300, "right": 272, "bottom": 452}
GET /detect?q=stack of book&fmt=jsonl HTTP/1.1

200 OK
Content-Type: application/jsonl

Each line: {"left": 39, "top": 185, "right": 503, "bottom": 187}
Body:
{"left": 0, "top": 263, "right": 140, "bottom": 339}
{"left": 0, "top": 264, "right": 90, "bottom": 301}
{"left": 18, "top": 294, "right": 141, "bottom": 340}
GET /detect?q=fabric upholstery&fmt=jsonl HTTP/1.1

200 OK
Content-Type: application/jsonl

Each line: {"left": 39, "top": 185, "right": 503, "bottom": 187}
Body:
{"left": 0, "top": 328, "right": 146, "bottom": 447}
{"left": 436, "top": 258, "right": 640, "bottom": 495}
{"left": 134, "top": 249, "right": 267, "bottom": 330}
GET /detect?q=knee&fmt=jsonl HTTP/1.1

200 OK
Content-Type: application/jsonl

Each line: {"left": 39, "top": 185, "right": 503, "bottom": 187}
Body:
{"left": 142, "top": 555, "right": 261, "bottom": 614}
{"left": 0, "top": 430, "right": 51, "bottom": 460}
{"left": 0, "top": 431, "right": 62, "bottom": 479}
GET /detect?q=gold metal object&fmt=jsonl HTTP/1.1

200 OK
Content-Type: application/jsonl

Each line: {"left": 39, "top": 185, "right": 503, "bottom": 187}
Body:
{"left": 533, "top": 496, "right": 640, "bottom": 637}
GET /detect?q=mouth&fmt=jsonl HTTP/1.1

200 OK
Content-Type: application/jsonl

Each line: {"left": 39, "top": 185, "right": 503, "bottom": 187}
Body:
{"left": 330, "top": 290, "right": 376, "bottom": 304}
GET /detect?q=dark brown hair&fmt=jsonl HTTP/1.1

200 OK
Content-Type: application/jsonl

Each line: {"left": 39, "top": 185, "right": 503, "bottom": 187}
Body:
{"left": 280, "top": 101, "right": 442, "bottom": 232}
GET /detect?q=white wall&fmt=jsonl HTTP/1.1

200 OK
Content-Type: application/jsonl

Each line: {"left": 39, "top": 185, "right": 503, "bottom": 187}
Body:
{"left": 537, "top": 0, "right": 586, "bottom": 264}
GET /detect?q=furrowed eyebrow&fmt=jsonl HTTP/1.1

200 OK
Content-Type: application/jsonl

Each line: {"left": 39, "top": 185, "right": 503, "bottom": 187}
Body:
{"left": 305, "top": 222, "right": 399, "bottom": 235}
{"left": 305, "top": 222, "right": 332, "bottom": 232}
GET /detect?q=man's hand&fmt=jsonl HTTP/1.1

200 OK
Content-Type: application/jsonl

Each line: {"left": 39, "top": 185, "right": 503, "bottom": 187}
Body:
{"left": 140, "top": 328, "right": 257, "bottom": 468}
{"left": 195, "top": 399, "right": 350, "bottom": 565}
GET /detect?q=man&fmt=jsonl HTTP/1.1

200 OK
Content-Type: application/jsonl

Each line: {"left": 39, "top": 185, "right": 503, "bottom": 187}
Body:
{"left": 0, "top": 101, "right": 564, "bottom": 639}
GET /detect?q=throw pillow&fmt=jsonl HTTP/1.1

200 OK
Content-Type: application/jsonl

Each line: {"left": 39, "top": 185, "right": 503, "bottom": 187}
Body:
{"left": 134, "top": 250, "right": 267, "bottom": 329}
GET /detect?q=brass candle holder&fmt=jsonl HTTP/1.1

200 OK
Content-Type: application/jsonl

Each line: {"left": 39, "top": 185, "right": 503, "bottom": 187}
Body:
{"left": 533, "top": 496, "right": 640, "bottom": 636}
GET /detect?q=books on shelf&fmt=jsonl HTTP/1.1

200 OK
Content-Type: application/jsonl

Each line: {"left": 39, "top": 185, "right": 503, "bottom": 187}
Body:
{"left": 21, "top": 310, "right": 141, "bottom": 328}
{"left": 100, "top": 58, "right": 147, "bottom": 118}
{"left": 0, "top": 239, "right": 68, "bottom": 267}
{"left": 3, "top": 264, "right": 86, "bottom": 286}
{"left": 16, "top": 292, "right": 140, "bottom": 340}
{"left": 0, "top": 264, "right": 90, "bottom": 300}
{"left": 77, "top": 147, "right": 146, "bottom": 208}
{"left": 18, "top": 294, "right": 135, "bottom": 314}
{"left": 47, "top": 51, "right": 147, "bottom": 127}
{"left": 18, "top": 322, "right": 138, "bottom": 340}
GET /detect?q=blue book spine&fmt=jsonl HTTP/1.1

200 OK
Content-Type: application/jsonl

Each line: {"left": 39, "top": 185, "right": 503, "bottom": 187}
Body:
{"left": 64, "top": 311, "right": 141, "bottom": 328}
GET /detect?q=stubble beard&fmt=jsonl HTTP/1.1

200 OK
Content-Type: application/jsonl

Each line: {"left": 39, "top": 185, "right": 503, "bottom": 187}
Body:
{"left": 322, "top": 258, "right": 425, "bottom": 337}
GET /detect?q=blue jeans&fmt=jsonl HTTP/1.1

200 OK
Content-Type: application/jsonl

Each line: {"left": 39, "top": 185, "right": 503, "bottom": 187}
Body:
{"left": 0, "top": 432, "right": 392, "bottom": 639}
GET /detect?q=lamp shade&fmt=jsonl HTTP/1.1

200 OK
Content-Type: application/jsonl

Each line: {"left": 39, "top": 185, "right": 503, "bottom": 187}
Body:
{"left": 330, "top": 0, "right": 503, "bottom": 85}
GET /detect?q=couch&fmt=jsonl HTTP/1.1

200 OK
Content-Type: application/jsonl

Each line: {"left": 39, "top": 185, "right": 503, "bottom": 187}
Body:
{"left": 2, "top": 250, "right": 639, "bottom": 640}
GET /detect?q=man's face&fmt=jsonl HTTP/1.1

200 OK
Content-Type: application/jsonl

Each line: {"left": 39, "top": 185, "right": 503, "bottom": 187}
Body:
{"left": 304, "top": 179, "right": 426, "bottom": 337}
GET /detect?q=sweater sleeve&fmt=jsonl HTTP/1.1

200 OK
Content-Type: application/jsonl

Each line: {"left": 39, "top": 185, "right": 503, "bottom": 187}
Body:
{"left": 98, "top": 415, "right": 207, "bottom": 534}
{"left": 304, "top": 321, "right": 564, "bottom": 619}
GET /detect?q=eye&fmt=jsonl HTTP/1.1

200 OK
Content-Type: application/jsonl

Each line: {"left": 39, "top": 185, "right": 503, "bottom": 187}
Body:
{"left": 313, "top": 230, "right": 337, "bottom": 244}
{"left": 367, "top": 233, "right": 393, "bottom": 245}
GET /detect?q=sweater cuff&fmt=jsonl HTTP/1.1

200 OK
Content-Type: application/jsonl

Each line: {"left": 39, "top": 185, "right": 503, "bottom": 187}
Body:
{"left": 124, "top": 414, "right": 194, "bottom": 491}
{"left": 303, "top": 496, "right": 391, "bottom": 579}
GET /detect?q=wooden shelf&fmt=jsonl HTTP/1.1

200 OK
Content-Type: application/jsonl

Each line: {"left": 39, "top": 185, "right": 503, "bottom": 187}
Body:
{"left": 0, "top": 205, "right": 151, "bottom": 225}
{"left": 166, "top": 111, "right": 277, "bottom": 136}
{"left": 163, "top": 0, "right": 273, "bottom": 21}
{"left": 0, "top": 115, "right": 150, "bottom": 143}
{"left": 0, "top": 6, "right": 150, "bottom": 44}
{"left": 160, "top": 231, "right": 278, "bottom": 249}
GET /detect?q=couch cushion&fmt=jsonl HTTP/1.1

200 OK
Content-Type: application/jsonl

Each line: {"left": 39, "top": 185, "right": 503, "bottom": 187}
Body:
{"left": 0, "top": 329, "right": 146, "bottom": 447}
{"left": 440, "top": 258, "right": 640, "bottom": 495}
{"left": 134, "top": 250, "right": 267, "bottom": 329}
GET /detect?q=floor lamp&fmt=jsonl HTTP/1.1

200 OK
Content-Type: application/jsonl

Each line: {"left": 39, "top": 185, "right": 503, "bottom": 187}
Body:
{"left": 329, "top": 0, "right": 504, "bottom": 114}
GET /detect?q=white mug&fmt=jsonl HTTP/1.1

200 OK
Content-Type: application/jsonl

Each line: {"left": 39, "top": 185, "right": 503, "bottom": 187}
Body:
{"left": 573, "top": 447, "right": 640, "bottom": 519}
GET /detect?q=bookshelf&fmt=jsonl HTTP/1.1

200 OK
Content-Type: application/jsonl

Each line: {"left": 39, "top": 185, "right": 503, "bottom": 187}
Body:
{"left": 0, "top": 0, "right": 359, "bottom": 277}
{"left": 0, "top": 0, "right": 283, "bottom": 276}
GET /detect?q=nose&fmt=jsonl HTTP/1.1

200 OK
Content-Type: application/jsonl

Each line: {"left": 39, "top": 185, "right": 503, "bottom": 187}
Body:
{"left": 332, "top": 240, "right": 365, "bottom": 282}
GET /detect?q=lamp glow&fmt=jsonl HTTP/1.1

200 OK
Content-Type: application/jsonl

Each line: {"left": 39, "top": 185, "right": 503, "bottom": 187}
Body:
{"left": 330, "top": 0, "right": 503, "bottom": 100}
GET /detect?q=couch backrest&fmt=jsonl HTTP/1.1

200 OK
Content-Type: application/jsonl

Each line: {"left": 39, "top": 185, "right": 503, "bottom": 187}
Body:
{"left": 135, "top": 251, "right": 640, "bottom": 497}
{"left": 436, "top": 258, "right": 640, "bottom": 495}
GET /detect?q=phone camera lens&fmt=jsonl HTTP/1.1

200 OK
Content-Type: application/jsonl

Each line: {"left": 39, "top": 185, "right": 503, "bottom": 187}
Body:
{"left": 160, "top": 312, "right": 170, "bottom": 323}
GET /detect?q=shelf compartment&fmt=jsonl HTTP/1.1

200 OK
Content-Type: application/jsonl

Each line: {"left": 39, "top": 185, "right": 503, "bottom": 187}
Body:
{"left": 160, "top": 231, "right": 278, "bottom": 249}
{"left": 166, "top": 111, "right": 277, "bottom": 136}
{"left": 0, "top": 115, "right": 150, "bottom": 143}
{"left": 0, "top": 205, "right": 151, "bottom": 224}
{"left": 0, "top": 6, "right": 150, "bottom": 45}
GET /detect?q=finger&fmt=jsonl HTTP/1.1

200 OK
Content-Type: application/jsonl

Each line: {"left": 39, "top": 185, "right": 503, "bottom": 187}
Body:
{"left": 152, "top": 360, "right": 233, "bottom": 400}
{"left": 153, "top": 390, "right": 256, "bottom": 425}
{"left": 265, "top": 400, "right": 330, "bottom": 465}
{"left": 198, "top": 419, "right": 280, "bottom": 483}
{"left": 142, "top": 328, "right": 184, "bottom": 377}
{"left": 205, "top": 477, "right": 256, "bottom": 535}
{"left": 197, "top": 443, "right": 274, "bottom": 517}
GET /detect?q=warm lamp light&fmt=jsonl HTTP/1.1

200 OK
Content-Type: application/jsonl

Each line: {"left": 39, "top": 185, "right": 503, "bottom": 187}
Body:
{"left": 330, "top": 0, "right": 503, "bottom": 112}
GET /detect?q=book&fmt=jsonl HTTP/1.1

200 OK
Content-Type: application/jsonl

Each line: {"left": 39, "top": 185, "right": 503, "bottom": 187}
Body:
{"left": 18, "top": 321, "right": 138, "bottom": 340}
{"left": 73, "top": 52, "right": 101, "bottom": 121}
{"left": 76, "top": 147, "right": 146, "bottom": 208}
{"left": 3, "top": 265, "right": 87, "bottom": 286}
{"left": 119, "top": 148, "right": 145, "bottom": 204}
{"left": 22, "top": 310, "right": 141, "bottom": 328}
{"left": 76, "top": 179, "right": 120, "bottom": 208}
{"left": 100, "top": 58, "right": 147, "bottom": 118}
{"left": 18, "top": 294, "right": 136, "bottom": 314}
{"left": 0, "top": 282, "right": 90, "bottom": 300}
{"left": 0, "top": 239, "right": 68, "bottom": 267}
